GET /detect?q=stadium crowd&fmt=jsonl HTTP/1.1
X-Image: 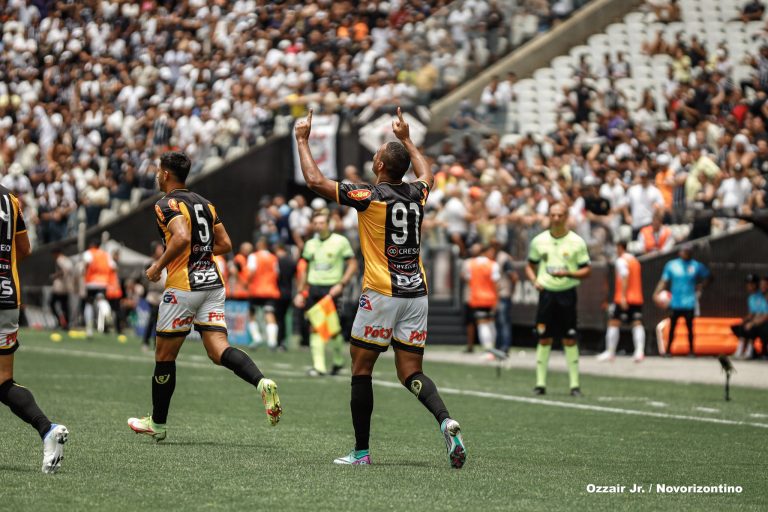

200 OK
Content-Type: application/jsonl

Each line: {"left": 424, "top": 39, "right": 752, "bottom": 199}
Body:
{"left": 0, "top": 0, "right": 585, "bottom": 249}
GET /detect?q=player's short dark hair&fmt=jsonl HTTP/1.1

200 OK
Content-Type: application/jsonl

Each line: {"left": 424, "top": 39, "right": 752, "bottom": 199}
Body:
{"left": 380, "top": 142, "right": 411, "bottom": 180}
{"left": 160, "top": 151, "right": 191, "bottom": 183}
{"left": 616, "top": 240, "right": 627, "bottom": 250}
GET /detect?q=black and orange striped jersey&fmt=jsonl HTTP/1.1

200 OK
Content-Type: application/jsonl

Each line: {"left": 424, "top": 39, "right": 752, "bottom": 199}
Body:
{"left": 0, "top": 185, "right": 26, "bottom": 309}
{"left": 336, "top": 180, "right": 430, "bottom": 298}
{"left": 154, "top": 189, "right": 224, "bottom": 291}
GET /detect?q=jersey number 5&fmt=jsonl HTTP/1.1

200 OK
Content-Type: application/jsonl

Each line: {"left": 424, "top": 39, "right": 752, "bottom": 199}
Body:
{"left": 193, "top": 204, "right": 210, "bottom": 243}
{"left": 391, "top": 202, "right": 420, "bottom": 245}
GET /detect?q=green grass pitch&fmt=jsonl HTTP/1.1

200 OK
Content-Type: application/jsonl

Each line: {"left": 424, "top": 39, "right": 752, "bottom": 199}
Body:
{"left": 1, "top": 330, "right": 766, "bottom": 511}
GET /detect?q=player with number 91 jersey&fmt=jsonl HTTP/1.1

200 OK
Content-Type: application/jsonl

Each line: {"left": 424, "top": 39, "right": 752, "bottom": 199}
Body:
{"left": 337, "top": 181, "right": 429, "bottom": 298}
{"left": 154, "top": 189, "right": 224, "bottom": 291}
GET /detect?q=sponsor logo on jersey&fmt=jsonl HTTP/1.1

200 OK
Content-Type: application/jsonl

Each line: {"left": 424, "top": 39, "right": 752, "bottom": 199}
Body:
{"left": 364, "top": 325, "right": 392, "bottom": 340}
{"left": 171, "top": 316, "right": 194, "bottom": 329}
{"left": 386, "top": 246, "right": 420, "bottom": 256}
{"left": 0, "top": 277, "right": 14, "bottom": 298}
{"left": 394, "top": 273, "right": 423, "bottom": 290}
{"left": 389, "top": 260, "right": 419, "bottom": 275}
{"left": 359, "top": 294, "right": 373, "bottom": 311}
{"left": 155, "top": 205, "right": 165, "bottom": 222}
{"left": 168, "top": 198, "right": 180, "bottom": 212}
{"left": 346, "top": 189, "right": 372, "bottom": 201}
{"left": 208, "top": 312, "right": 225, "bottom": 322}
{"left": 192, "top": 244, "right": 213, "bottom": 254}
{"left": 0, "top": 258, "right": 11, "bottom": 276}
{"left": 408, "top": 330, "right": 427, "bottom": 343}
{"left": 162, "top": 291, "right": 178, "bottom": 304}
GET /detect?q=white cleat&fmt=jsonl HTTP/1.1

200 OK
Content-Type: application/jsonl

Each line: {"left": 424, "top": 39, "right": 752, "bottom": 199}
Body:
{"left": 596, "top": 351, "right": 615, "bottom": 362}
{"left": 42, "top": 424, "right": 68, "bottom": 474}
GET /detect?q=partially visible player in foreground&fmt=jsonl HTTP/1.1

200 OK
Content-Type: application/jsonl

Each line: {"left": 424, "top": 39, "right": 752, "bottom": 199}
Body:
{"left": 296, "top": 108, "right": 466, "bottom": 468}
{"left": 0, "top": 184, "right": 69, "bottom": 473}
{"left": 597, "top": 241, "right": 645, "bottom": 362}
{"left": 128, "top": 152, "right": 281, "bottom": 441}
{"left": 526, "top": 202, "right": 591, "bottom": 396}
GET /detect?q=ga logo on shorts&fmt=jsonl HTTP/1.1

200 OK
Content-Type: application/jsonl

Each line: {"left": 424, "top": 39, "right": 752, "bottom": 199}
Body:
{"left": 359, "top": 294, "right": 373, "bottom": 311}
{"left": 163, "top": 291, "right": 178, "bottom": 304}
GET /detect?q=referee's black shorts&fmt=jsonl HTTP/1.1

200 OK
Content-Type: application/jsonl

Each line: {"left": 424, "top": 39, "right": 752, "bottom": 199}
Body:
{"left": 535, "top": 288, "right": 578, "bottom": 340}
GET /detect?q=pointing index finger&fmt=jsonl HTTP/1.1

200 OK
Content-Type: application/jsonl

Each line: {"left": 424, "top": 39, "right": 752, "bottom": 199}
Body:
{"left": 396, "top": 106, "right": 404, "bottom": 122}
{"left": 307, "top": 108, "right": 313, "bottom": 123}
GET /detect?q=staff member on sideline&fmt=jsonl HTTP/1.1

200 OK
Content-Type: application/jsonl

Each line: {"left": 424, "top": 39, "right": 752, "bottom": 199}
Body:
{"left": 598, "top": 241, "right": 645, "bottom": 362}
{"left": 654, "top": 245, "right": 711, "bottom": 356}
{"left": 294, "top": 211, "right": 357, "bottom": 376}
{"left": 462, "top": 244, "right": 501, "bottom": 353}
{"left": 526, "top": 202, "right": 592, "bottom": 397}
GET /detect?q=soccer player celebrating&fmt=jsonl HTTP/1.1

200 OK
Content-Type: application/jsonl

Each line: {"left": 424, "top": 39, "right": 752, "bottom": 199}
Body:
{"left": 128, "top": 152, "right": 281, "bottom": 441}
{"left": 295, "top": 108, "right": 466, "bottom": 468}
{"left": 0, "top": 185, "right": 69, "bottom": 473}
{"left": 525, "top": 202, "right": 591, "bottom": 396}
{"left": 597, "top": 241, "right": 645, "bottom": 362}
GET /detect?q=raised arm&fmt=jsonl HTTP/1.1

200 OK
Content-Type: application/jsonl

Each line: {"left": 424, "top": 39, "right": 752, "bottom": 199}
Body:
{"left": 294, "top": 109, "right": 338, "bottom": 201}
{"left": 392, "top": 107, "right": 434, "bottom": 189}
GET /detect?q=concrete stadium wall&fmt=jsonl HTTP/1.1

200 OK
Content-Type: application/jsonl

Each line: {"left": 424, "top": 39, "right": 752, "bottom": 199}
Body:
{"left": 428, "top": 0, "right": 645, "bottom": 131}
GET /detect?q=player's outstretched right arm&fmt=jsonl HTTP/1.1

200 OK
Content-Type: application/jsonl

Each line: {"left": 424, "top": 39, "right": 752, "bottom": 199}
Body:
{"left": 392, "top": 107, "right": 433, "bottom": 189}
{"left": 295, "top": 109, "right": 338, "bottom": 202}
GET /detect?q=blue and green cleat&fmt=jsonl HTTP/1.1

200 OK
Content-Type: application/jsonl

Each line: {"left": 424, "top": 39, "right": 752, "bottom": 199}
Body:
{"left": 333, "top": 449, "right": 372, "bottom": 465}
{"left": 441, "top": 418, "right": 466, "bottom": 469}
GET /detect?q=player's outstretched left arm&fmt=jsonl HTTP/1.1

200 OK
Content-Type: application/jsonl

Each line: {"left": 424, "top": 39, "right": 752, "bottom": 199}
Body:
{"left": 295, "top": 109, "right": 338, "bottom": 201}
{"left": 147, "top": 217, "right": 190, "bottom": 282}
{"left": 392, "top": 107, "right": 433, "bottom": 189}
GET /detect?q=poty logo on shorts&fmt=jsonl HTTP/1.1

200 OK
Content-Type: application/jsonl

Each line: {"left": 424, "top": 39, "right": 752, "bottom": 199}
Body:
{"left": 364, "top": 325, "right": 392, "bottom": 340}
{"left": 208, "top": 312, "right": 225, "bottom": 322}
{"left": 346, "top": 189, "right": 372, "bottom": 201}
{"left": 163, "top": 291, "right": 178, "bottom": 304}
{"left": 408, "top": 330, "right": 427, "bottom": 343}
{"left": 171, "top": 316, "right": 194, "bottom": 329}
{"left": 359, "top": 294, "right": 373, "bottom": 311}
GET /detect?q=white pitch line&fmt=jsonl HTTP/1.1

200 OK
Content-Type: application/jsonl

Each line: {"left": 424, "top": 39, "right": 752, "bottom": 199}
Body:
{"left": 22, "top": 345, "right": 768, "bottom": 430}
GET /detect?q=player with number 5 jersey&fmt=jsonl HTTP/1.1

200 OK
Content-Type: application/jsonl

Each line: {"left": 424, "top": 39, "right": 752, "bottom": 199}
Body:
{"left": 127, "top": 152, "right": 282, "bottom": 446}
{"left": 296, "top": 107, "right": 465, "bottom": 469}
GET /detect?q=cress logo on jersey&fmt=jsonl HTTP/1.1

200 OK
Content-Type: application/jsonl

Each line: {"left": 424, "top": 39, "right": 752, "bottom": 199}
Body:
{"left": 359, "top": 294, "right": 373, "bottom": 311}
{"left": 168, "top": 198, "right": 180, "bottom": 212}
{"left": 346, "top": 189, "right": 372, "bottom": 201}
{"left": 0, "top": 258, "right": 10, "bottom": 276}
{"left": 162, "top": 291, "right": 178, "bottom": 304}
{"left": 155, "top": 205, "right": 165, "bottom": 222}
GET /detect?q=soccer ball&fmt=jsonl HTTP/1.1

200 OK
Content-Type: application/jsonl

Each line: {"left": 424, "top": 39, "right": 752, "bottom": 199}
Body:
{"left": 654, "top": 290, "right": 672, "bottom": 309}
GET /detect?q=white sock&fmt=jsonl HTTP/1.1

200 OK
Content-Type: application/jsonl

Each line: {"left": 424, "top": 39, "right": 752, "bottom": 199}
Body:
{"left": 605, "top": 326, "right": 619, "bottom": 355}
{"left": 632, "top": 325, "right": 645, "bottom": 358}
{"left": 84, "top": 303, "right": 94, "bottom": 330}
{"left": 248, "top": 321, "right": 262, "bottom": 344}
{"left": 477, "top": 322, "right": 495, "bottom": 350}
{"left": 734, "top": 339, "right": 744, "bottom": 358}
{"left": 266, "top": 323, "right": 278, "bottom": 349}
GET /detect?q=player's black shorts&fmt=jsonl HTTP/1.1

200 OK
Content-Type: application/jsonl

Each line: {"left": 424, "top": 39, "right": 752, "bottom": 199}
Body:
{"left": 610, "top": 304, "right": 643, "bottom": 323}
{"left": 249, "top": 298, "right": 276, "bottom": 314}
{"left": 85, "top": 287, "right": 107, "bottom": 301}
{"left": 535, "top": 288, "right": 578, "bottom": 340}
{"left": 307, "top": 285, "right": 336, "bottom": 310}
{"left": 466, "top": 306, "right": 494, "bottom": 321}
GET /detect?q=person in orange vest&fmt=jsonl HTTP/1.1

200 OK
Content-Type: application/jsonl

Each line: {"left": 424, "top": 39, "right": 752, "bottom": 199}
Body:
{"left": 462, "top": 244, "right": 501, "bottom": 353}
{"left": 247, "top": 238, "right": 281, "bottom": 349}
{"left": 82, "top": 239, "right": 115, "bottom": 337}
{"left": 637, "top": 211, "right": 674, "bottom": 254}
{"left": 229, "top": 242, "right": 252, "bottom": 301}
{"left": 598, "top": 241, "right": 646, "bottom": 362}
{"left": 106, "top": 248, "right": 124, "bottom": 334}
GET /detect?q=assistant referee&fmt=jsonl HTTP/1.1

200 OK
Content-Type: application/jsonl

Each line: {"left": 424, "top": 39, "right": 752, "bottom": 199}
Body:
{"left": 525, "top": 202, "right": 592, "bottom": 396}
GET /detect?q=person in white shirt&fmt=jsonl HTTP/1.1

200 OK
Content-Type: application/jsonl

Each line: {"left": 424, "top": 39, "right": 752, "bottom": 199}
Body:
{"left": 623, "top": 169, "right": 665, "bottom": 237}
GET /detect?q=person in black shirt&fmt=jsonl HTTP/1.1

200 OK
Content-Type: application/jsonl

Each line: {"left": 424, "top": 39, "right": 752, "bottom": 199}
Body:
{"left": 274, "top": 243, "right": 296, "bottom": 351}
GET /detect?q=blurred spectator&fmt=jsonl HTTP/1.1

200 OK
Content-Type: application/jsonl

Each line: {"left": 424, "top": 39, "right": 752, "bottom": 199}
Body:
{"left": 731, "top": 274, "right": 768, "bottom": 359}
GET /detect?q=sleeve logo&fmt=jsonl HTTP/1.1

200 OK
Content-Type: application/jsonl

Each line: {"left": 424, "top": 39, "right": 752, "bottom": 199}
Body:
{"left": 168, "top": 198, "right": 180, "bottom": 211}
{"left": 346, "top": 189, "right": 371, "bottom": 201}
{"left": 155, "top": 205, "right": 165, "bottom": 222}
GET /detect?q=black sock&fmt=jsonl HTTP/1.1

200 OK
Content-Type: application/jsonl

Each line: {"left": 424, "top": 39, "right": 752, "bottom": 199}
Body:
{"left": 220, "top": 347, "right": 264, "bottom": 387}
{"left": 152, "top": 361, "right": 176, "bottom": 424}
{"left": 404, "top": 372, "right": 450, "bottom": 425}
{"left": 350, "top": 375, "right": 373, "bottom": 451}
{"left": 0, "top": 379, "right": 52, "bottom": 439}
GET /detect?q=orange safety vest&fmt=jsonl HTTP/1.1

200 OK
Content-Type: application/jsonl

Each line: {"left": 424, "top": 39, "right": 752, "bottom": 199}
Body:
{"left": 85, "top": 248, "right": 111, "bottom": 287}
{"left": 106, "top": 266, "right": 122, "bottom": 300}
{"left": 215, "top": 255, "right": 229, "bottom": 297}
{"left": 467, "top": 257, "right": 498, "bottom": 309}
{"left": 248, "top": 250, "right": 280, "bottom": 299}
{"left": 232, "top": 253, "right": 250, "bottom": 299}
{"left": 614, "top": 253, "right": 643, "bottom": 305}
{"left": 640, "top": 225, "right": 671, "bottom": 253}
